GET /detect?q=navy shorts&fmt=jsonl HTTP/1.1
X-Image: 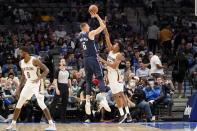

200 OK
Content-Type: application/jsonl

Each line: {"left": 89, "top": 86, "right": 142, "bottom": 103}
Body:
{"left": 83, "top": 57, "right": 103, "bottom": 78}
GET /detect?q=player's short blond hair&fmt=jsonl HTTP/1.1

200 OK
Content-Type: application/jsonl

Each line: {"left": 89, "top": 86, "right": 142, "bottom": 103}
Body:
{"left": 80, "top": 22, "right": 88, "bottom": 29}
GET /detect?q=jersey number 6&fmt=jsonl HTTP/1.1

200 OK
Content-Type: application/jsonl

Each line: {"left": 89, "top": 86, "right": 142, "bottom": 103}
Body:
{"left": 82, "top": 42, "right": 87, "bottom": 50}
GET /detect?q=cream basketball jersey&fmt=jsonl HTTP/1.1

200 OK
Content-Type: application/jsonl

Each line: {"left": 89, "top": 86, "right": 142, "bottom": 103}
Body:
{"left": 107, "top": 51, "right": 119, "bottom": 70}
{"left": 20, "top": 56, "right": 39, "bottom": 82}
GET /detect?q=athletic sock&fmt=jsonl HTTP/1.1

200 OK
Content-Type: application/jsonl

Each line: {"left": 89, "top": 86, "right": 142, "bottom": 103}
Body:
{"left": 125, "top": 106, "right": 130, "bottom": 115}
{"left": 49, "top": 120, "right": 53, "bottom": 125}
{"left": 118, "top": 107, "right": 124, "bottom": 116}
{"left": 86, "top": 99, "right": 90, "bottom": 103}
{"left": 12, "top": 120, "right": 16, "bottom": 124}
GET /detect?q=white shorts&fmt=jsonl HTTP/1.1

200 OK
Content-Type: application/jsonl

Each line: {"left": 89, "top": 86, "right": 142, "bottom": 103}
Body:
{"left": 20, "top": 81, "right": 44, "bottom": 101}
{"left": 108, "top": 70, "right": 124, "bottom": 94}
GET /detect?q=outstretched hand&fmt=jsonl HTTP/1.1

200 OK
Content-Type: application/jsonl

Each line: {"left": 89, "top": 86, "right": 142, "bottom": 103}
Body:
{"left": 97, "top": 56, "right": 106, "bottom": 64}
{"left": 89, "top": 11, "right": 98, "bottom": 18}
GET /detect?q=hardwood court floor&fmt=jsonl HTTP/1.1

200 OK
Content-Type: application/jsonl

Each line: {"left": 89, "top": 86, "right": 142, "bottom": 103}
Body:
{"left": 0, "top": 122, "right": 196, "bottom": 131}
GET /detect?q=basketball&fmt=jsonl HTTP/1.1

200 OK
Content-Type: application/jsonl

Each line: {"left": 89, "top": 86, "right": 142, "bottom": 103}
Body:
{"left": 89, "top": 4, "right": 98, "bottom": 14}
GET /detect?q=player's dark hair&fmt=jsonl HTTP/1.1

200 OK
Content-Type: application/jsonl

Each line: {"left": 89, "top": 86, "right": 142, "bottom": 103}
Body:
{"left": 116, "top": 41, "right": 124, "bottom": 52}
{"left": 20, "top": 46, "right": 29, "bottom": 53}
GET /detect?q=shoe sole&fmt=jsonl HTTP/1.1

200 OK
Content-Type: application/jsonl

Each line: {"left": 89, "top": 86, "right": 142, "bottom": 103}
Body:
{"left": 5, "top": 128, "right": 16, "bottom": 131}
{"left": 118, "top": 115, "right": 127, "bottom": 124}
{"left": 126, "top": 119, "right": 132, "bottom": 123}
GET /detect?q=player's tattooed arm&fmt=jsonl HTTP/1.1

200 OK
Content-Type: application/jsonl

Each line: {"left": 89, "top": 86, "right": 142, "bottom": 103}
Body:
{"left": 33, "top": 59, "right": 49, "bottom": 82}
{"left": 89, "top": 13, "right": 106, "bottom": 40}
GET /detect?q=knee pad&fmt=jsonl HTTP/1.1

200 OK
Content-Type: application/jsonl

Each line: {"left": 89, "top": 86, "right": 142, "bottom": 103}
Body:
{"left": 16, "top": 97, "right": 28, "bottom": 108}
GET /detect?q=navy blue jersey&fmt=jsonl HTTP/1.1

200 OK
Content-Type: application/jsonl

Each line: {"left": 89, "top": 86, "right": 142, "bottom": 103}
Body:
{"left": 79, "top": 32, "right": 97, "bottom": 58}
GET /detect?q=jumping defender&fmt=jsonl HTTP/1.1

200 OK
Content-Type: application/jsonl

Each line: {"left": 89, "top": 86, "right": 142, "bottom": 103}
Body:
{"left": 99, "top": 25, "right": 132, "bottom": 123}
{"left": 6, "top": 47, "right": 56, "bottom": 131}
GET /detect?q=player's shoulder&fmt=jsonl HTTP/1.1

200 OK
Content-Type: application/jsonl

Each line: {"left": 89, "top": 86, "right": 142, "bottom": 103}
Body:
{"left": 116, "top": 52, "right": 124, "bottom": 60}
{"left": 32, "top": 55, "right": 42, "bottom": 65}
{"left": 19, "top": 59, "right": 24, "bottom": 67}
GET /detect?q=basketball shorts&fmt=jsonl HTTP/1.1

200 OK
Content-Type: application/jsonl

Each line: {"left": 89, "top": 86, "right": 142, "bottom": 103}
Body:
{"left": 108, "top": 70, "right": 124, "bottom": 94}
{"left": 20, "top": 81, "right": 44, "bottom": 101}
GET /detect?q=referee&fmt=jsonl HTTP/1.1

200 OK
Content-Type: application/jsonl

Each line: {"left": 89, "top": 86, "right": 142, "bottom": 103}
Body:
{"left": 52, "top": 58, "right": 71, "bottom": 123}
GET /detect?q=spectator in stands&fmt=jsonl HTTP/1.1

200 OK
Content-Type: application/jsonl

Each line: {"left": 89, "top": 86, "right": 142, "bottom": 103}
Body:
{"left": 156, "top": 76, "right": 174, "bottom": 115}
{"left": 0, "top": 88, "right": 10, "bottom": 122}
{"left": 42, "top": 52, "right": 54, "bottom": 83}
{"left": 144, "top": 78, "right": 161, "bottom": 120}
{"left": 132, "top": 50, "right": 141, "bottom": 74}
{"left": 193, "top": 36, "right": 197, "bottom": 53}
{"left": 44, "top": 79, "right": 55, "bottom": 106}
{"left": 172, "top": 52, "right": 188, "bottom": 98}
{"left": 160, "top": 24, "right": 173, "bottom": 60}
{"left": 51, "top": 58, "right": 71, "bottom": 122}
{"left": 149, "top": 52, "right": 164, "bottom": 78}
{"left": 54, "top": 25, "right": 67, "bottom": 40}
{"left": 147, "top": 21, "right": 160, "bottom": 54}
{"left": 2, "top": 56, "right": 18, "bottom": 77}
{"left": 136, "top": 61, "right": 150, "bottom": 78}
{"left": 67, "top": 54, "right": 77, "bottom": 67}
{"left": 124, "top": 60, "right": 133, "bottom": 83}
{"left": 173, "top": 29, "right": 188, "bottom": 53}
{"left": 70, "top": 79, "right": 81, "bottom": 97}
{"left": 190, "top": 53, "right": 197, "bottom": 87}
{"left": 125, "top": 76, "right": 153, "bottom": 122}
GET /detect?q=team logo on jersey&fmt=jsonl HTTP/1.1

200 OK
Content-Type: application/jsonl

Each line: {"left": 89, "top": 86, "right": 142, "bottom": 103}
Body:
{"left": 23, "top": 67, "right": 34, "bottom": 71}
{"left": 107, "top": 55, "right": 115, "bottom": 62}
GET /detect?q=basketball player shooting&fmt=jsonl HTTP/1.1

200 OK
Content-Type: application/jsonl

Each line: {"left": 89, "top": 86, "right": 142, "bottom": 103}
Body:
{"left": 79, "top": 5, "right": 111, "bottom": 116}
{"left": 98, "top": 20, "right": 132, "bottom": 123}
{"left": 6, "top": 46, "right": 56, "bottom": 131}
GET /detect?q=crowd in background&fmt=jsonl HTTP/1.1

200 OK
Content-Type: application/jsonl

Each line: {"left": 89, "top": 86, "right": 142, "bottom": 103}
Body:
{"left": 0, "top": 0, "right": 197, "bottom": 123}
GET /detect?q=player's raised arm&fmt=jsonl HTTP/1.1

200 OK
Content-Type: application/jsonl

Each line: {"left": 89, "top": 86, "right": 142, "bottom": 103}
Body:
{"left": 88, "top": 13, "right": 106, "bottom": 40}
{"left": 33, "top": 59, "right": 49, "bottom": 83}
{"left": 104, "top": 27, "right": 113, "bottom": 51}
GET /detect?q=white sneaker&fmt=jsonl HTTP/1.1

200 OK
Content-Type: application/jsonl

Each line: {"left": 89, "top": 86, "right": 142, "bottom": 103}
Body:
{"left": 85, "top": 102, "right": 91, "bottom": 115}
{"left": 194, "top": 126, "right": 197, "bottom": 131}
{"left": 152, "top": 116, "right": 156, "bottom": 121}
{"left": 100, "top": 98, "right": 111, "bottom": 112}
{"left": 84, "top": 119, "right": 91, "bottom": 123}
{"left": 6, "top": 123, "right": 16, "bottom": 131}
{"left": 45, "top": 124, "right": 56, "bottom": 131}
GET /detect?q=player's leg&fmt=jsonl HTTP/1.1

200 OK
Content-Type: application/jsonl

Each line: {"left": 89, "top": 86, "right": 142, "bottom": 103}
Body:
{"left": 110, "top": 83, "right": 126, "bottom": 123}
{"left": 94, "top": 59, "right": 111, "bottom": 112}
{"left": 120, "top": 92, "right": 132, "bottom": 122}
{"left": 84, "top": 66, "right": 93, "bottom": 115}
{"left": 36, "top": 93, "right": 56, "bottom": 130}
{"left": 6, "top": 86, "right": 32, "bottom": 130}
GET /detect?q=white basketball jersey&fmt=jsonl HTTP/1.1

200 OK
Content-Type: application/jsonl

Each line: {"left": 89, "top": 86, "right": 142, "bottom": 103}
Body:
{"left": 107, "top": 51, "right": 119, "bottom": 71}
{"left": 20, "top": 56, "right": 39, "bottom": 82}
